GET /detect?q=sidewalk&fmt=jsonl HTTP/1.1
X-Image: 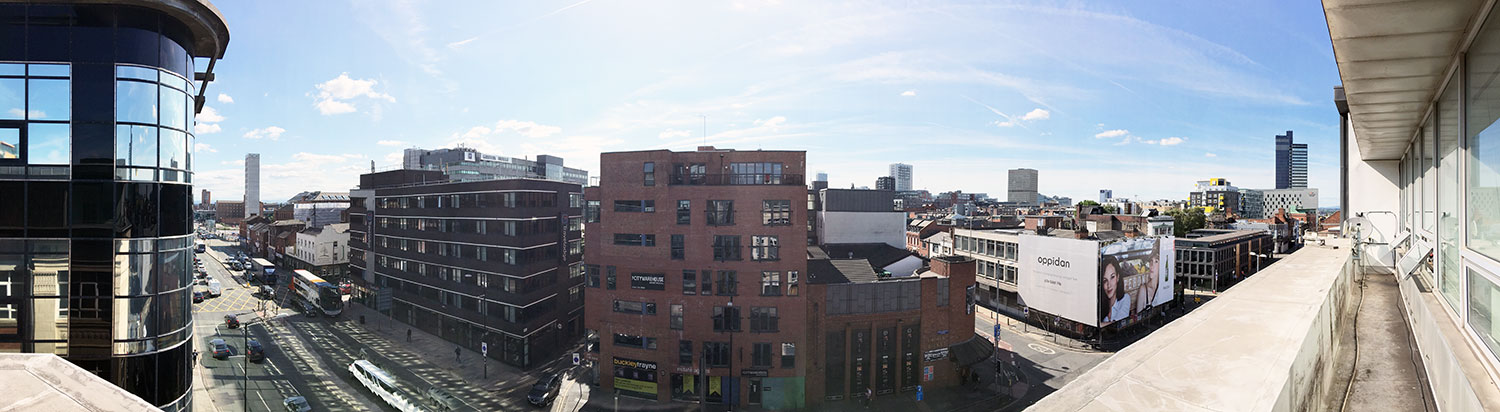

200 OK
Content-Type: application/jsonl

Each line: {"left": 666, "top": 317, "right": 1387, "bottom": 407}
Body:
{"left": 343, "top": 303, "right": 537, "bottom": 391}
{"left": 975, "top": 306, "right": 1095, "bottom": 353}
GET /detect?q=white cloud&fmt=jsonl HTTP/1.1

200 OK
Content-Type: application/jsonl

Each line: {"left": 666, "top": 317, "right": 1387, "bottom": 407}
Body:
{"left": 1095, "top": 129, "right": 1129, "bottom": 139}
{"left": 462, "top": 126, "right": 492, "bottom": 138}
{"left": 494, "top": 120, "right": 561, "bottom": 138}
{"left": 1157, "top": 136, "right": 1186, "bottom": 146}
{"left": 244, "top": 126, "right": 286, "bottom": 140}
{"left": 376, "top": 140, "right": 410, "bottom": 147}
{"left": 198, "top": 106, "right": 226, "bottom": 123}
{"left": 292, "top": 152, "right": 351, "bottom": 163}
{"left": 312, "top": 73, "right": 395, "bottom": 115}
{"left": 217, "top": 93, "right": 234, "bottom": 104}
{"left": 754, "top": 116, "right": 787, "bottom": 128}
{"left": 900, "top": 90, "right": 916, "bottom": 97}
{"left": 1019, "top": 108, "right": 1050, "bottom": 121}
{"left": 659, "top": 128, "right": 692, "bottom": 139}
{"left": 1205, "top": 152, "right": 1218, "bottom": 157}
{"left": 194, "top": 143, "right": 217, "bottom": 153}
{"left": 194, "top": 123, "right": 222, "bottom": 134}
{"left": 7, "top": 108, "right": 45, "bottom": 118}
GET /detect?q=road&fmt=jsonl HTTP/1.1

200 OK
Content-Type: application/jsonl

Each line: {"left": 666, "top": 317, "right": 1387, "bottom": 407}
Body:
{"left": 191, "top": 236, "right": 387, "bottom": 412}
{"left": 972, "top": 311, "right": 1112, "bottom": 411}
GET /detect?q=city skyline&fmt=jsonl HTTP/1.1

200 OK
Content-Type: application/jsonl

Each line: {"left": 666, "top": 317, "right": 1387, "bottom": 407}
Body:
{"left": 188, "top": 0, "right": 1340, "bottom": 205}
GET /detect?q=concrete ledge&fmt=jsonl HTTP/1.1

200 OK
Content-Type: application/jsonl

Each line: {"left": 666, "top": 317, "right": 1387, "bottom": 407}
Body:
{"left": 1395, "top": 267, "right": 1500, "bottom": 411}
{"left": 1026, "top": 240, "right": 1355, "bottom": 412}
{"left": 0, "top": 353, "right": 160, "bottom": 411}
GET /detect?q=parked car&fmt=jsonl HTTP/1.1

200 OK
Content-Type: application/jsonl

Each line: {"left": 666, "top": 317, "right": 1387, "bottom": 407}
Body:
{"left": 224, "top": 314, "right": 240, "bottom": 329}
{"left": 193, "top": 290, "right": 205, "bottom": 303}
{"left": 527, "top": 373, "right": 563, "bottom": 406}
{"left": 246, "top": 339, "right": 265, "bottom": 362}
{"left": 210, "top": 338, "right": 231, "bottom": 359}
{"left": 282, "top": 396, "right": 311, "bottom": 412}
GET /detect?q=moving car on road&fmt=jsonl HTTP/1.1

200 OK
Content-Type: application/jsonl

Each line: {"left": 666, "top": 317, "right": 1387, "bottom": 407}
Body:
{"left": 193, "top": 290, "right": 205, "bottom": 303}
{"left": 527, "top": 373, "right": 563, "bottom": 406}
{"left": 207, "top": 279, "right": 223, "bottom": 297}
{"left": 210, "top": 338, "right": 231, "bottom": 359}
{"left": 224, "top": 314, "right": 240, "bottom": 329}
{"left": 282, "top": 396, "right": 311, "bottom": 412}
{"left": 247, "top": 339, "right": 265, "bottom": 363}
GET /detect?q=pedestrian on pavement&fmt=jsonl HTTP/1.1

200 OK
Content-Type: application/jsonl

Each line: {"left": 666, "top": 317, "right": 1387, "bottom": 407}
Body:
{"left": 865, "top": 386, "right": 873, "bottom": 408}
{"left": 455, "top": 345, "right": 461, "bottom": 363}
{"left": 407, "top": 328, "right": 412, "bottom": 342}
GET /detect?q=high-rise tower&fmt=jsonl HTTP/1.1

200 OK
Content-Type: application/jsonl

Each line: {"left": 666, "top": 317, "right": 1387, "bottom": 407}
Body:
{"left": 245, "top": 153, "right": 260, "bottom": 217}
{"left": 888, "top": 163, "right": 912, "bottom": 191}
{"left": 1275, "top": 131, "right": 1308, "bottom": 189}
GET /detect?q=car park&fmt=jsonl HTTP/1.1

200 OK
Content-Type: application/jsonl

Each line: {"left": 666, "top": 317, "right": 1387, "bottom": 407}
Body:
{"left": 527, "top": 373, "right": 563, "bottom": 406}
{"left": 210, "top": 338, "right": 231, "bottom": 359}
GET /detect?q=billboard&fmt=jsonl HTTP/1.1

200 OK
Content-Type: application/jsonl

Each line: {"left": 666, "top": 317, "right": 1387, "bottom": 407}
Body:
{"left": 1018, "top": 235, "right": 1102, "bottom": 326}
{"left": 1098, "top": 237, "right": 1175, "bottom": 327}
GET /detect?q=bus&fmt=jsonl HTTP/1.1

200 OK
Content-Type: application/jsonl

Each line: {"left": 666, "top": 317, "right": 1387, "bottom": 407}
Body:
{"left": 291, "top": 269, "right": 343, "bottom": 317}
{"left": 250, "top": 258, "right": 276, "bottom": 285}
{"left": 349, "top": 360, "right": 426, "bottom": 412}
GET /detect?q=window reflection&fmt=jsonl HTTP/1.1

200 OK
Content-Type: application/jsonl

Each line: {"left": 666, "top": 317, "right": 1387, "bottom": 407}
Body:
{"left": 116, "top": 66, "right": 156, "bottom": 82}
{"left": 26, "top": 123, "right": 68, "bottom": 164}
{"left": 26, "top": 78, "right": 68, "bottom": 120}
{"left": 160, "top": 129, "right": 185, "bottom": 169}
{"left": 0, "top": 78, "right": 20, "bottom": 120}
{"left": 29, "top": 298, "right": 67, "bottom": 340}
{"left": 28, "top": 64, "right": 69, "bottom": 77}
{"left": 0, "top": 128, "right": 17, "bottom": 159}
{"left": 115, "top": 253, "right": 155, "bottom": 297}
{"left": 158, "top": 86, "right": 185, "bottom": 130}
{"left": 1469, "top": 10, "right": 1500, "bottom": 260}
{"left": 29, "top": 254, "right": 67, "bottom": 298}
{"left": 1469, "top": 269, "right": 1500, "bottom": 358}
{"left": 116, "top": 124, "right": 156, "bottom": 168}
{"left": 114, "top": 297, "right": 154, "bottom": 340}
{"left": 116, "top": 80, "right": 157, "bottom": 124}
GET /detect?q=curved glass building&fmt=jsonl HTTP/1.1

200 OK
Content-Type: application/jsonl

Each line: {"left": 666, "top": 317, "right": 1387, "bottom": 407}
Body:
{"left": 0, "top": 1, "right": 228, "bottom": 410}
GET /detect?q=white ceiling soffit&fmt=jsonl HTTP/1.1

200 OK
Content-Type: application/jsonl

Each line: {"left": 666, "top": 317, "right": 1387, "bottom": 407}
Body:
{"left": 1324, "top": 0, "right": 1486, "bottom": 161}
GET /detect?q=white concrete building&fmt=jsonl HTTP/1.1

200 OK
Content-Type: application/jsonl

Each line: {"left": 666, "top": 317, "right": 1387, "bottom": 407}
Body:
{"left": 816, "top": 189, "right": 905, "bottom": 248}
{"left": 290, "top": 223, "right": 351, "bottom": 281}
{"left": 888, "top": 163, "right": 912, "bottom": 192}
{"left": 1262, "top": 188, "right": 1318, "bottom": 215}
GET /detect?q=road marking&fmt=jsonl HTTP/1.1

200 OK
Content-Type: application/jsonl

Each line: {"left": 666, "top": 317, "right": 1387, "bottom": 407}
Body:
{"left": 1028, "top": 343, "right": 1056, "bottom": 355}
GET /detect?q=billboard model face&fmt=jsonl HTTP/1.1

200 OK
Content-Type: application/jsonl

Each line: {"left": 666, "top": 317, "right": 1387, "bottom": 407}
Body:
{"left": 1018, "top": 235, "right": 1102, "bottom": 327}
{"left": 1098, "top": 237, "right": 1175, "bottom": 327}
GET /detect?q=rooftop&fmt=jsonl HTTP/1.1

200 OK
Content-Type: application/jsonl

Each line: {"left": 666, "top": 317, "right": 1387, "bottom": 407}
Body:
{"left": 0, "top": 354, "right": 157, "bottom": 411}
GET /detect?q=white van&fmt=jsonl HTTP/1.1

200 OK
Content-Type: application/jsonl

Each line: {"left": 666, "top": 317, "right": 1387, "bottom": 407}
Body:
{"left": 207, "top": 279, "right": 223, "bottom": 297}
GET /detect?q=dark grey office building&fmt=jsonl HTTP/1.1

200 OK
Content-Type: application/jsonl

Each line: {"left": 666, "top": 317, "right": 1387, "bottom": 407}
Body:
{"left": 1175, "top": 229, "right": 1271, "bottom": 291}
{"left": 347, "top": 170, "right": 585, "bottom": 368}
{"left": 1275, "top": 130, "right": 1308, "bottom": 189}
{"left": 0, "top": 1, "right": 227, "bottom": 410}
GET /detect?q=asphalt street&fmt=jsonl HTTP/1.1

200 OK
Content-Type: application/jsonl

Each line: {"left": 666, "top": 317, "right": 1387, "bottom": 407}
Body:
{"left": 972, "top": 312, "right": 1112, "bottom": 411}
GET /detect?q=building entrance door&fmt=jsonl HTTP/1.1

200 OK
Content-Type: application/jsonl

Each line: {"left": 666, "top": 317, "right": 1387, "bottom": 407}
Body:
{"left": 748, "top": 378, "right": 762, "bottom": 405}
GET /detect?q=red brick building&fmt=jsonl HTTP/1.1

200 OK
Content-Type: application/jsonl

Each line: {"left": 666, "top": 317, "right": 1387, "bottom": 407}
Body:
{"left": 803, "top": 255, "right": 988, "bottom": 404}
{"left": 584, "top": 147, "right": 809, "bottom": 409}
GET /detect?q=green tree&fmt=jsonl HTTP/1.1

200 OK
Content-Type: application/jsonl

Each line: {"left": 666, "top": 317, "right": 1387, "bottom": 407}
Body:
{"left": 1168, "top": 207, "right": 1206, "bottom": 237}
{"left": 1077, "top": 200, "right": 1101, "bottom": 207}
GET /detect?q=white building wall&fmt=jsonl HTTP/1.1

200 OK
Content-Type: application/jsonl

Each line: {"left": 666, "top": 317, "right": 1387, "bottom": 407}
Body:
{"left": 1343, "top": 123, "right": 1399, "bottom": 267}
{"left": 818, "top": 211, "right": 906, "bottom": 248}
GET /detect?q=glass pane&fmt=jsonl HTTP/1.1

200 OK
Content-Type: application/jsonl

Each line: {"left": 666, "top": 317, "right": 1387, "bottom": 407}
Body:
{"left": 28, "top": 64, "right": 68, "bottom": 77}
{"left": 0, "top": 63, "right": 21, "bottom": 76}
{"left": 1439, "top": 78, "right": 1462, "bottom": 310}
{"left": 116, "top": 80, "right": 157, "bottom": 124}
{"left": 0, "top": 128, "right": 16, "bottom": 159}
{"left": 0, "top": 78, "right": 22, "bottom": 120}
{"left": 160, "top": 128, "right": 185, "bottom": 170}
{"left": 113, "top": 296, "right": 153, "bottom": 340}
{"left": 26, "top": 78, "right": 68, "bottom": 120}
{"left": 1468, "top": 17, "right": 1500, "bottom": 259}
{"left": 26, "top": 123, "right": 68, "bottom": 165}
{"left": 30, "top": 298, "right": 66, "bottom": 340}
{"left": 1468, "top": 269, "right": 1500, "bottom": 358}
{"left": 30, "top": 254, "right": 67, "bottom": 297}
{"left": 159, "top": 69, "right": 188, "bottom": 92}
{"left": 158, "top": 85, "right": 185, "bottom": 129}
{"left": 116, "top": 65, "right": 156, "bottom": 81}
{"left": 116, "top": 124, "right": 156, "bottom": 168}
{"left": 114, "top": 252, "right": 154, "bottom": 297}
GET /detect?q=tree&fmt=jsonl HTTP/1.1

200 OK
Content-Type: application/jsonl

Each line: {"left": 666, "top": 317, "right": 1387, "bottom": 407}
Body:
{"left": 1168, "top": 207, "right": 1206, "bottom": 237}
{"left": 1077, "top": 200, "right": 1101, "bottom": 207}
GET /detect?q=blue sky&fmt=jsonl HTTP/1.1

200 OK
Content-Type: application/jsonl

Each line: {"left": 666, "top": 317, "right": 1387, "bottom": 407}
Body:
{"left": 195, "top": 0, "right": 1342, "bottom": 205}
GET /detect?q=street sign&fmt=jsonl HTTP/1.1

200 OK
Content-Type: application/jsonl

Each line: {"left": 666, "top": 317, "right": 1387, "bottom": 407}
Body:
{"left": 376, "top": 287, "right": 393, "bottom": 312}
{"left": 993, "top": 324, "right": 1003, "bottom": 342}
{"left": 481, "top": 342, "right": 488, "bottom": 356}
{"left": 573, "top": 353, "right": 581, "bottom": 366}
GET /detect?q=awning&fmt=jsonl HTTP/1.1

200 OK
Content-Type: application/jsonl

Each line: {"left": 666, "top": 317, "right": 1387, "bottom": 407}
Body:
{"left": 948, "top": 334, "right": 994, "bottom": 367}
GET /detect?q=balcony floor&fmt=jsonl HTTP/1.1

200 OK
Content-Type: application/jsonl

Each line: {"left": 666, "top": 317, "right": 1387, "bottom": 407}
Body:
{"left": 1324, "top": 266, "right": 1437, "bottom": 411}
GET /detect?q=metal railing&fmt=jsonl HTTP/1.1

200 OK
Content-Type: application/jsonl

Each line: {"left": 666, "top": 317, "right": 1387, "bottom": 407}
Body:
{"left": 669, "top": 173, "right": 804, "bottom": 186}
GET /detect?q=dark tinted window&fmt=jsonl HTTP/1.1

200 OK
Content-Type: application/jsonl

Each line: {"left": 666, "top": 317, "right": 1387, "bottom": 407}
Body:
{"left": 27, "top": 181, "right": 67, "bottom": 232}
{"left": 116, "top": 182, "right": 158, "bottom": 238}
{"left": 159, "top": 183, "right": 189, "bottom": 235}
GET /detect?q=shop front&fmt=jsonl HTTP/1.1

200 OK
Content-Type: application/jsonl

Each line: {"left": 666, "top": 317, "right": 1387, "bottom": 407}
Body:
{"left": 612, "top": 357, "right": 660, "bottom": 400}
